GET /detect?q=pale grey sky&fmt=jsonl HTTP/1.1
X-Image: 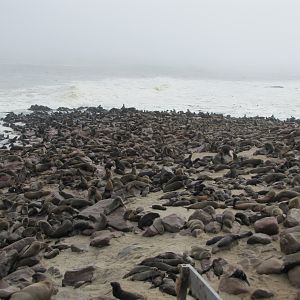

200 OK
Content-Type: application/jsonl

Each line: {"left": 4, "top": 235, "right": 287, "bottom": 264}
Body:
{"left": 0, "top": 0, "right": 300, "bottom": 78}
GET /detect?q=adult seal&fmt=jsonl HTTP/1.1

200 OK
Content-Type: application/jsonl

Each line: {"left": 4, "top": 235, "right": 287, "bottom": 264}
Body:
{"left": 10, "top": 280, "right": 57, "bottom": 300}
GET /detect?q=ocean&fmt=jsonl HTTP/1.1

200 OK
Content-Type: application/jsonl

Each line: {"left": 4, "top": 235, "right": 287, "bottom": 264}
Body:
{"left": 0, "top": 64, "right": 300, "bottom": 122}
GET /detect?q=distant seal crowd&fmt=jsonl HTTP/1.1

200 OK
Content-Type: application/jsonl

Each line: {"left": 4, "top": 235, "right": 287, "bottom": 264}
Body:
{"left": 0, "top": 104, "right": 300, "bottom": 299}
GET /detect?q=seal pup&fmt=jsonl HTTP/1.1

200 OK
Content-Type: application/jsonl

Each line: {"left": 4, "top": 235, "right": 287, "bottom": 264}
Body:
{"left": 200, "top": 258, "right": 223, "bottom": 279}
{"left": 0, "top": 219, "right": 9, "bottom": 231}
{"left": 211, "top": 258, "right": 223, "bottom": 279}
{"left": 110, "top": 282, "right": 146, "bottom": 300}
{"left": 115, "top": 159, "right": 126, "bottom": 175}
{"left": 88, "top": 186, "right": 102, "bottom": 203}
{"left": 211, "top": 234, "right": 240, "bottom": 254}
{"left": 103, "top": 179, "right": 113, "bottom": 199}
{"left": 229, "top": 269, "right": 250, "bottom": 286}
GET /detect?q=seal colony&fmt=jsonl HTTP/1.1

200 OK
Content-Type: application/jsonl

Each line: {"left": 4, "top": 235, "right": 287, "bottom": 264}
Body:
{"left": 0, "top": 104, "right": 300, "bottom": 299}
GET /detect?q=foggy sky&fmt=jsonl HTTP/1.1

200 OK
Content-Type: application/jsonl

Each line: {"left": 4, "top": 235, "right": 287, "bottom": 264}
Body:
{"left": 1, "top": 0, "right": 300, "bottom": 78}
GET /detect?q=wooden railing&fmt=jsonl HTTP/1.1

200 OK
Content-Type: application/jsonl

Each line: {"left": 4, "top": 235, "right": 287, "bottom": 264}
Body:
{"left": 177, "top": 264, "right": 222, "bottom": 300}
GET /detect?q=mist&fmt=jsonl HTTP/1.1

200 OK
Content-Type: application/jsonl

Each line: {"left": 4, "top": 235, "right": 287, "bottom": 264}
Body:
{"left": 1, "top": 0, "right": 300, "bottom": 79}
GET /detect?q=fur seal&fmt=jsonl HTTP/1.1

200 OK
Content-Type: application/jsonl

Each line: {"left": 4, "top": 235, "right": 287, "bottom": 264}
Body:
{"left": 201, "top": 258, "right": 223, "bottom": 279}
{"left": 123, "top": 266, "right": 155, "bottom": 278}
{"left": 151, "top": 204, "right": 167, "bottom": 211}
{"left": 24, "top": 191, "right": 51, "bottom": 200}
{"left": 229, "top": 269, "right": 250, "bottom": 286}
{"left": 163, "top": 181, "right": 184, "bottom": 193}
{"left": 19, "top": 241, "right": 43, "bottom": 258}
{"left": 222, "top": 209, "right": 235, "bottom": 228}
{"left": 159, "top": 277, "right": 177, "bottom": 296}
{"left": 10, "top": 280, "right": 57, "bottom": 300}
{"left": 44, "top": 248, "right": 60, "bottom": 259}
{"left": 211, "top": 258, "right": 224, "bottom": 279}
{"left": 32, "top": 272, "right": 49, "bottom": 283}
{"left": 289, "top": 196, "right": 300, "bottom": 209}
{"left": 185, "top": 201, "right": 224, "bottom": 210}
{"left": 39, "top": 220, "right": 73, "bottom": 238}
{"left": 235, "top": 212, "right": 251, "bottom": 226}
{"left": 141, "top": 261, "right": 178, "bottom": 273}
{"left": 257, "top": 190, "right": 276, "bottom": 203}
{"left": 130, "top": 269, "right": 162, "bottom": 281}
{"left": 190, "top": 246, "right": 211, "bottom": 260}
{"left": 274, "top": 190, "right": 300, "bottom": 202}
{"left": 138, "top": 212, "right": 160, "bottom": 229}
{"left": 212, "top": 234, "right": 239, "bottom": 254}
{"left": 88, "top": 185, "right": 102, "bottom": 202}
{"left": 110, "top": 281, "right": 146, "bottom": 300}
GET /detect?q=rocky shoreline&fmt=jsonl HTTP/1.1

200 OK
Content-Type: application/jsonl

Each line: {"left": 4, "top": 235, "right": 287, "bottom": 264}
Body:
{"left": 0, "top": 104, "right": 300, "bottom": 299}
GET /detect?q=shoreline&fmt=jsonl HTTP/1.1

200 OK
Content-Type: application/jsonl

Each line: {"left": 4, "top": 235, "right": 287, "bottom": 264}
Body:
{"left": 1, "top": 104, "right": 299, "bottom": 144}
{"left": 0, "top": 104, "right": 300, "bottom": 299}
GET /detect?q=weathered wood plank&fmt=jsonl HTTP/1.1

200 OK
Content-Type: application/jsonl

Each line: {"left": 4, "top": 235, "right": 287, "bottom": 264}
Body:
{"left": 177, "top": 265, "right": 190, "bottom": 300}
{"left": 180, "top": 264, "right": 222, "bottom": 300}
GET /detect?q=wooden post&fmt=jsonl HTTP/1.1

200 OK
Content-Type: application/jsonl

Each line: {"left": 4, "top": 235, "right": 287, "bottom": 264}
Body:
{"left": 178, "top": 264, "right": 222, "bottom": 300}
{"left": 177, "top": 265, "right": 190, "bottom": 300}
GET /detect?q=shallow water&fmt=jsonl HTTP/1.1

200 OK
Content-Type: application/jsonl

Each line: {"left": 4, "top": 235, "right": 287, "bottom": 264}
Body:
{"left": 0, "top": 65, "right": 300, "bottom": 120}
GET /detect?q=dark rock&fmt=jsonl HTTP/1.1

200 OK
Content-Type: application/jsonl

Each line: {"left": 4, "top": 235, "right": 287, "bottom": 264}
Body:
{"left": 31, "top": 265, "right": 47, "bottom": 273}
{"left": 256, "top": 257, "right": 283, "bottom": 274}
{"left": 284, "top": 209, "right": 300, "bottom": 228}
{"left": 288, "top": 265, "right": 300, "bottom": 288}
{"left": 205, "top": 221, "right": 222, "bottom": 234}
{"left": 62, "top": 265, "right": 96, "bottom": 287}
{"left": 71, "top": 245, "right": 87, "bottom": 253}
{"left": 162, "top": 214, "right": 185, "bottom": 233}
{"left": 280, "top": 232, "right": 300, "bottom": 254}
{"left": 188, "top": 209, "right": 212, "bottom": 225}
{"left": 0, "top": 280, "right": 18, "bottom": 298}
{"left": 79, "top": 199, "right": 125, "bottom": 220}
{"left": 16, "top": 256, "right": 40, "bottom": 268}
{"left": 219, "top": 277, "right": 250, "bottom": 295}
{"left": 107, "top": 214, "right": 133, "bottom": 232}
{"left": 143, "top": 226, "right": 159, "bottom": 237}
{"left": 163, "top": 181, "right": 184, "bottom": 192}
{"left": 152, "top": 218, "right": 165, "bottom": 235}
{"left": 3, "top": 266, "right": 34, "bottom": 288}
{"left": 247, "top": 233, "right": 272, "bottom": 245}
{"left": 254, "top": 217, "right": 279, "bottom": 235}
{"left": 251, "top": 289, "right": 274, "bottom": 299}
{"left": 283, "top": 226, "right": 300, "bottom": 234}
{"left": 283, "top": 252, "right": 300, "bottom": 271}
{"left": 2, "top": 237, "right": 35, "bottom": 253}
{"left": 90, "top": 237, "right": 111, "bottom": 248}
{"left": 0, "top": 250, "right": 18, "bottom": 278}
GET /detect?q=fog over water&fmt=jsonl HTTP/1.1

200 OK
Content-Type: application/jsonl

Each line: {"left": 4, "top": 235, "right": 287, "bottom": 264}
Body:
{"left": 0, "top": 0, "right": 300, "bottom": 120}
{"left": 1, "top": 0, "right": 300, "bottom": 78}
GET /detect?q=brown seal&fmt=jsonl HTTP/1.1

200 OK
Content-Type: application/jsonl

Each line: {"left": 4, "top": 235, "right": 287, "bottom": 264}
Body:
{"left": 19, "top": 241, "right": 43, "bottom": 258}
{"left": 10, "top": 280, "right": 57, "bottom": 300}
